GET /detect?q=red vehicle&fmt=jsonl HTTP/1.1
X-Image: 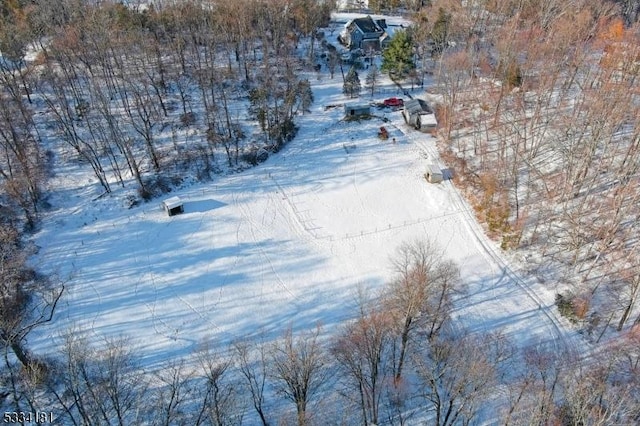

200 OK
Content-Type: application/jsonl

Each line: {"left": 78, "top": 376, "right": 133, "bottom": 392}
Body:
{"left": 383, "top": 97, "right": 404, "bottom": 107}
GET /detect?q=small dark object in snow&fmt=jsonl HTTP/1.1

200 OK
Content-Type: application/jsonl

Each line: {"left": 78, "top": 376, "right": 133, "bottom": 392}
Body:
{"left": 343, "top": 143, "right": 357, "bottom": 153}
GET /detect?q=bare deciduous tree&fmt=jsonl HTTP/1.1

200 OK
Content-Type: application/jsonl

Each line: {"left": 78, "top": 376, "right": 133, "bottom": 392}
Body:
{"left": 233, "top": 337, "right": 271, "bottom": 426}
{"left": 414, "top": 331, "right": 509, "bottom": 426}
{"left": 383, "top": 239, "right": 461, "bottom": 381}
{"left": 149, "top": 360, "right": 195, "bottom": 426}
{"left": 504, "top": 344, "right": 566, "bottom": 425}
{"left": 50, "top": 335, "right": 149, "bottom": 426}
{"left": 269, "top": 326, "right": 329, "bottom": 426}
{"left": 0, "top": 93, "right": 45, "bottom": 226}
{"left": 0, "top": 221, "right": 62, "bottom": 374}
{"left": 195, "top": 344, "right": 244, "bottom": 426}
{"left": 365, "top": 64, "right": 381, "bottom": 98}
{"left": 332, "top": 299, "right": 393, "bottom": 426}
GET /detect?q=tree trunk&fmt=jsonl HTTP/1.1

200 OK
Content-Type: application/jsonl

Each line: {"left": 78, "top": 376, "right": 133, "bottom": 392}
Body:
{"left": 395, "top": 317, "right": 411, "bottom": 381}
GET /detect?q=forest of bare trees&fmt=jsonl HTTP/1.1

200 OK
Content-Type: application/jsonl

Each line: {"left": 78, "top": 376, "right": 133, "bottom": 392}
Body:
{"left": 2, "top": 0, "right": 640, "bottom": 423}
{"left": 1, "top": 0, "right": 328, "bottom": 209}
{"left": 414, "top": 0, "right": 640, "bottom": 342}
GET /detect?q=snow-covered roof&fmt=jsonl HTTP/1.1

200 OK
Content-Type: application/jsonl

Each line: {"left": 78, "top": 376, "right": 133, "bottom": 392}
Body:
{"left": 404, "top": 98, "right": 432, "bottom": 115}
{"left": 345, "top": 102, "right": 371, "bottom": 109}
{"left": 420, "top": 114, "right": 437, "bottom": 127}
{"left": 427, "top": 164, "right": 443, "bottom": 176}
{"left": 162, "top": 196, "right": 183, "bottom": 210}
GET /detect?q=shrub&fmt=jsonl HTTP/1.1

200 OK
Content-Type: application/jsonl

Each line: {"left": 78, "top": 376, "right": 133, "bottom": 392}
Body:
{"left": 138, "top": 175, "right": 183, "bottom": 201}
{"left": 572, "top": 296, "right": 590, "bottom": 320}
{"left": 242, "top": 145, "right": 269, "bottom": 166}
{"left": 179, "top": 112, "right": 196, "bottom": 127}
{"left": 555, "top": 293, "right": 578, "bottom": 324}
{"left": 498, "top": 59, "right": 522, "bottom": 89}
{"left": 269, "top": 118, "right": 298, "bottom": 148}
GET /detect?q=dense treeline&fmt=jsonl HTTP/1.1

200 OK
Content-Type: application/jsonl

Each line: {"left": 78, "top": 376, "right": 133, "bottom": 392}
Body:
{"left": 415, "top": 0, "right": 640, "bottom": 340}
{"left": 2, "top": 0, "right": 328, "bottom": 212}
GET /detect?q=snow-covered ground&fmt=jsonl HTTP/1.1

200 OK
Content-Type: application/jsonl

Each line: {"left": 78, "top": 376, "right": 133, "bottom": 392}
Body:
{"left": 31, "top": 69, "right": 579, "bottom": 376}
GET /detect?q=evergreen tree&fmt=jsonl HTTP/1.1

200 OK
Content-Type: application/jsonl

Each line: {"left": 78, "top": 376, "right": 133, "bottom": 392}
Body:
{"left": 343, "top": 67, "right": 361, "bottom": 98}
{"left": 381, "top": 29, "right": 415, "bottom": 79}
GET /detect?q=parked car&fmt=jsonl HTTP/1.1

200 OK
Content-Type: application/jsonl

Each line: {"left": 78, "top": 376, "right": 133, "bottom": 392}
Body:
{"left": 383, "top": 97, "right": 404, "bottom": 107}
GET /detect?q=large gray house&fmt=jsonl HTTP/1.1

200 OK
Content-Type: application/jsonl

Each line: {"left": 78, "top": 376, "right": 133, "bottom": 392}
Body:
{"left": 339, "top": 16, "right": 388, "bottom": 51}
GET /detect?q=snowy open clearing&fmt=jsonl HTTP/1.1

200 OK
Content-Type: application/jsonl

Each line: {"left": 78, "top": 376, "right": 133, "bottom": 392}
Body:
{"left": 2, "top": 1, "right": 636, "bottom": 422}
{"left": 31, "top": 71, "right": 579, "bottom": 374}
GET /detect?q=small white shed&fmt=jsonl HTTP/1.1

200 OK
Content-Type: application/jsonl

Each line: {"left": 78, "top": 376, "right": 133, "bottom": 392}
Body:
{"left": 162, "top": 196, "right": 184, "bottom": 216}
{"left": 425, "top": 164, "right": 443, "bottom": 184}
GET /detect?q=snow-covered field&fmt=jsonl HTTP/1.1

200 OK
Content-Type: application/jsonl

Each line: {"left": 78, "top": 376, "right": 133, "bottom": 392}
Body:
{"left": 30, "top": 69, "right": 578, "bottom": 374}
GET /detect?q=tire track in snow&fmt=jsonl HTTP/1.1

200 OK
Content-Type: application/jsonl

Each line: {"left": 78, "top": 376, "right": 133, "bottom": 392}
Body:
{"left": 270, "top": 161, "right": 467, "bottom": 243}
{"left": 447, "top": 181, "right": 571, "bottom": 351}
{"left": 136, "top": 212, "right": 226, "bottom": 342}
{"left": 351, "top": 159, "right": 386, "bottom": 223}
{"left": 232, "top": 193, "right": 301, "bottom": 313}
{"left": 403, "top": 124, "right": 577, "bottom": 352}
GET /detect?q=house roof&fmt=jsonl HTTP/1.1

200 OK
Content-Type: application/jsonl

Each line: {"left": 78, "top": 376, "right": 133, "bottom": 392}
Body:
{"left": 427, "top": 164, "right": 443, "bottom": 176}
{"left": 344, "top": 103, "right": 371, "bottom": 111}
{"left": 352, "top": 16, "right": 383, "bottom": 34}
{"left": 420, "top": 114, "right": 437, "bottom": 127}
{"left": 404, "top": 98, "right": 433, "bottom": 115}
